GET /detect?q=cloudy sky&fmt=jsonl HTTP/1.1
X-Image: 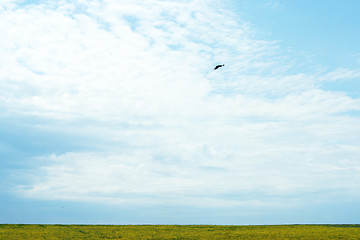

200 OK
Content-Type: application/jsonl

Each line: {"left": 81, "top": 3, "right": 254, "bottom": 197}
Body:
{"left": 1, "top": 0, "right": 360, "bottom": 224}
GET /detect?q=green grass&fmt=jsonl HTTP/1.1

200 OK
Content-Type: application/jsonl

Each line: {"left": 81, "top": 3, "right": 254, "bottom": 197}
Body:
{"left": 0, "top": 224, "right": 360, "bottom": 239}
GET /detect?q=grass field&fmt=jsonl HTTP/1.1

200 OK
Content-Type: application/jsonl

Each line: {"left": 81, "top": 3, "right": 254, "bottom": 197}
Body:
{"left": 1, "top": 224, "right": 360, "bottom": 239}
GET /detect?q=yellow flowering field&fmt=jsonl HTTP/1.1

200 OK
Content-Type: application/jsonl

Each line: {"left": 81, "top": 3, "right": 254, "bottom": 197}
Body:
{"left": 1, "top": 224, "right": 360, "bottom": 239}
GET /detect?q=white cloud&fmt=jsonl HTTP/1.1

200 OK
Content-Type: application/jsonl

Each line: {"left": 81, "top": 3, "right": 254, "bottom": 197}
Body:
{"left": 2, "top": 0, "right": 360, "bottom": 208}
{"left": 319, "top": 68, "right": 360, "bottom": 82}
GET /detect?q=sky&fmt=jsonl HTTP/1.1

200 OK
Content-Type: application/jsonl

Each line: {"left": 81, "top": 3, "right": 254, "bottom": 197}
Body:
{"left": 0, "top": 0, "right": 360, "bottom": 225}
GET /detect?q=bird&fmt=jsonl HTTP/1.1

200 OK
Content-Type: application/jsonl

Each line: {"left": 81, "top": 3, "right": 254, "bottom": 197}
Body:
{"left": 214, "top": 64, "right": 224, "bottom": 70}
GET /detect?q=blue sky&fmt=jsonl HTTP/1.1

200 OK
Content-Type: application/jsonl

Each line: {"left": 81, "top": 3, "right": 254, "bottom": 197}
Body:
{"left": 1, "top": 0, "right": 360, "bottom": 224}
{"left": 234, "top": 1, "right": 360, "bottom": 68}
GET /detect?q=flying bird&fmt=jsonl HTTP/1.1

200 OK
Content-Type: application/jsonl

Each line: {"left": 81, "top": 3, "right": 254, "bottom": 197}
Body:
{"left": 214, "top": 64, "right": 224, "bottom": 70}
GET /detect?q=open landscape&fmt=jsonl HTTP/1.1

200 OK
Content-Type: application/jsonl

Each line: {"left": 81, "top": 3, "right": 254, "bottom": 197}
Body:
{"left": 1, "top": 224, "right": 360, "bottom": 239}
{"left": 1, "top": 0, "right": 360, "bottom": 232}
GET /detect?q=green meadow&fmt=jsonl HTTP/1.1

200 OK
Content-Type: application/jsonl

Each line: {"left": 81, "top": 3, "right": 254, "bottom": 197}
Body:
{"left": 1, "top": 224, "right": 360, "bottom": 239}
